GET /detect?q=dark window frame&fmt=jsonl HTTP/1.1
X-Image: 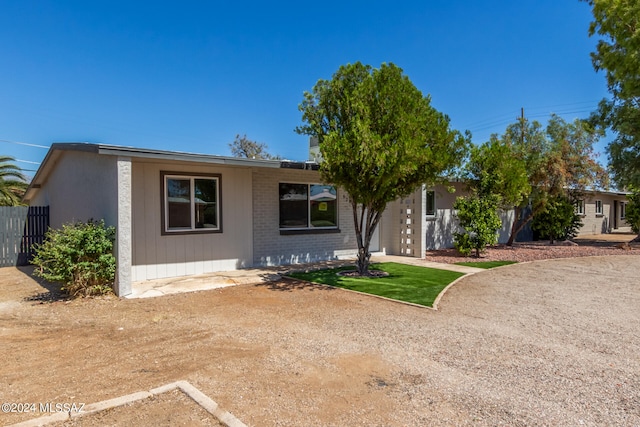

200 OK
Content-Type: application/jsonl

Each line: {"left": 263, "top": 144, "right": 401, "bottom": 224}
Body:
{"left": 279, "top": 182, "right": 339, "bottom": 234}
{"left": 425, "top": 190, "right": 436, "bottom": 217}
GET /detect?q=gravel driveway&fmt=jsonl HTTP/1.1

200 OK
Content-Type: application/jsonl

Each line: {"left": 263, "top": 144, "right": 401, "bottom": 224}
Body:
{"left": 1, "top": 255, "right": 639, "bottom": 426}
{"left": 396, "top": 255, "right": 640, "bottom": 426}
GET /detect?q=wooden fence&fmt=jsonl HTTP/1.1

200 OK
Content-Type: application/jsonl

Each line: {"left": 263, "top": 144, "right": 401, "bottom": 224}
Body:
{"left": 0, "top": 206, "right": 50, "bottom": 267}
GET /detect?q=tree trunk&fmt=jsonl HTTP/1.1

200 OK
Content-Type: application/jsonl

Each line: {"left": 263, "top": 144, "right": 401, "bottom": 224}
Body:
{"left": 506, "top": 206, "right": 522, "bottom": 246}
{"left": 351, "top": 202, "right": 382, "bottom": 276}
{"left": 356, "top": 247, "right": 371, "bottom": 275}
{"left": 507, "top": 207, "right": 534, "bottom": 246}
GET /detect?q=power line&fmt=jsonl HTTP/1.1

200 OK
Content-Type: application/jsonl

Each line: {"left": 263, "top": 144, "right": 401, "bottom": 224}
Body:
{"left": 0, "top": 139, "right": 50, "bottom": 149}
{"left": 460, "top": 101, "right": 600, "bottom": 130}
{"left": 465, "top": 106, "right": 598, "bottom": 135}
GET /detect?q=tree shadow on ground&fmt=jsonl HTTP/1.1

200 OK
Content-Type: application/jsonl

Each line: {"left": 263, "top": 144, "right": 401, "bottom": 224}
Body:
{"left": 254, "top": 276, "right": 337, "bottom": 292}
{"left": 254, "top": 259, "right": 355, "bottom": 292}
{"left": 16, "top": 265, "right": 69, "bottom": 302}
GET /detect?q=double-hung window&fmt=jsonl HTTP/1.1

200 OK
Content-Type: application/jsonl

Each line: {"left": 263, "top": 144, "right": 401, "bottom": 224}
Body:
{"left": 162, "top": 172, "right": 221, "bottom": 234}
{"left": 595, "top": 200, "right": 603, "bottom": 216}
{"left": 620, "top": 202, "right": 626, "bottom": 219}
{"left": 575, "top": 200, "right": 585, "bottom": 216}
{"left": 279, "top": 183, "right": 337, "bottom": 230}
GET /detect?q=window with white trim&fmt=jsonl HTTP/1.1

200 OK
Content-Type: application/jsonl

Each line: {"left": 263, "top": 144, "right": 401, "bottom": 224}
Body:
{"left": 426, "top": 190, "right": 436, "bottom": 217}
{"left": 575, "top": 200, "right": 585, "bottom": 215}
{"left": 279, "top": 183, "right": 337, "bottom": 229}
{"left": 620, "top": 202, "right": 626, "bottom": 219}
{"left": 595, "top": 200, "right": 603, "bottom": 215}
{"left": 162, "top": 172, "right": 221, "bottom": 234}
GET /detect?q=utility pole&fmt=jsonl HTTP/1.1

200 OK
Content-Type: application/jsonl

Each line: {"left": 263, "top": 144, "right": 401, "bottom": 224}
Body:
{"left": 520, "top": 107, "right": 525, "bottom": 145}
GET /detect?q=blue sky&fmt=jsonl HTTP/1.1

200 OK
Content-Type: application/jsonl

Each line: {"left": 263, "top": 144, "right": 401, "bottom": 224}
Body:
{"left": 0, "top": 1, "right": 608, "bottom": 175}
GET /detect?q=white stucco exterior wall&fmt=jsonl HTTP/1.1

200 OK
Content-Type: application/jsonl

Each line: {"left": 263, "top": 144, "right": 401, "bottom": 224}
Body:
{"left": 115, "top": 157, "right": 132, "bottom": 296}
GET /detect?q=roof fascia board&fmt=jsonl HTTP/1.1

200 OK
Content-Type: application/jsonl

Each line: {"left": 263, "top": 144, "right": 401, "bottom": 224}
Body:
{"left": 94, "top": 145, "right": 282, "bottom": 168}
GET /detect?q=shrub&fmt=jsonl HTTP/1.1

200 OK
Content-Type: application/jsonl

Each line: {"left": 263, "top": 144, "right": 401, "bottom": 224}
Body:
{"left": 453, "top": 194, "right": 502, "bottom": 257}
{"left": 625, "top": 189, "right": 640, "bottom": 234}
{"left": 32, "top": 220, "right": 116, "bottom": 297}
{"left": 532, "top": 195, "right": 582, "bottom": 243}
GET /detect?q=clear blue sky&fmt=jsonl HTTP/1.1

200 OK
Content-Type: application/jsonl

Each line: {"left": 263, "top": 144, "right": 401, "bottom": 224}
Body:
{"left": 0, "top": 0, "right": 609, "bottom": 175}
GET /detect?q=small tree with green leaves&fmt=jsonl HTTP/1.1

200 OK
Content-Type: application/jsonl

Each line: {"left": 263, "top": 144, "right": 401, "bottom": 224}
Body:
{"left": 453, "top": 194, "right": 502, "bottom": 258}
{"left": 32, "top": 220, "right": 116, "bottom": 297}
{"left": 531, "top": 195, "right": 582, "bottom": 244}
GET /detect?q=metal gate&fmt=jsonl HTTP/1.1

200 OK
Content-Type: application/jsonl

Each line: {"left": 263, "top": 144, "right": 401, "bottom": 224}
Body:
{"left": 0, "top": 206, "right": 50, "bottom": 267}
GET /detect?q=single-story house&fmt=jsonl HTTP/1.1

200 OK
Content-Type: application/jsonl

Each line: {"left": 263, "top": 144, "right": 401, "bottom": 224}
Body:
{"left": 23, "top": 142, "right": 630, "bottom": 296}
{"left": 23, "top": 143, "right": 388, "bottom": 296}
{"left": 574, "top": 190, "right": 632, "bottom": 235}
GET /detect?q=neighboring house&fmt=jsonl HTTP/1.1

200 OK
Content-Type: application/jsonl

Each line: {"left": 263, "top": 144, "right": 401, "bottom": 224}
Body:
{"left": 23, "top": 142, "right": 630, "bottom": 297}
{"left": 574, "top": 190, "right": 631, "bottom": 235}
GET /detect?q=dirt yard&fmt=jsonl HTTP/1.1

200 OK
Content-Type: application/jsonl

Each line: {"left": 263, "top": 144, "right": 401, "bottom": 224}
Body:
{"left": 1, "top": 240, "right": 639, "bottom": 426}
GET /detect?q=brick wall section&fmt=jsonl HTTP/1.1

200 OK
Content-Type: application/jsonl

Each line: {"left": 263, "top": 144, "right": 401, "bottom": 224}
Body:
{"left": 252, "top": 168, "right": 358, "bottom": 267}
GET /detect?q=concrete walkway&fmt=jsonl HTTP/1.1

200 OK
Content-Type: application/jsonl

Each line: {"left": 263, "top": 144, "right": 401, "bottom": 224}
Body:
{"left": 128, "top": 256, "right": 482, "bottom": 299}
{"left": 127, "top": 268, "right": 282, "bottom": 299}
{"left": 371, "top": 254, "right": 484, "bottom": 274}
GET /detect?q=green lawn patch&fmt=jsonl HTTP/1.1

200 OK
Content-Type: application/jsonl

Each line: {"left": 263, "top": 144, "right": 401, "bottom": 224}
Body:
{"left": 287, "top": 262, "right": 464, "bottom": 307}
{"left": 453, "top": 260, "right": 517, "bottom": 269}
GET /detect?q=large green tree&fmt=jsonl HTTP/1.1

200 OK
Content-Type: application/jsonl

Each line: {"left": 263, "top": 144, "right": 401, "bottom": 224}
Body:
{"left": 0, "top": 156, "right": 28, "bottom": 206}
{"left": 496, "top": 115, "right": 608, "bottom": 245}
{"left": 464, "top": 136, "right": 530, "bottom": 207}
{"left": 458, "top": 136, "right": 529, "bottom": 253}
{"left": 297, "top": 62, "right": 469, "bottom": 275}
{"left": 583, "top": 0, "right": 640, "bottom": 189}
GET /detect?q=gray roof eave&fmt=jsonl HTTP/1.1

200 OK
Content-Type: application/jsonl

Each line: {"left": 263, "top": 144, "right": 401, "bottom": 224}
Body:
{"left": 93, "top": 143, "right": 283, "bottom": 168}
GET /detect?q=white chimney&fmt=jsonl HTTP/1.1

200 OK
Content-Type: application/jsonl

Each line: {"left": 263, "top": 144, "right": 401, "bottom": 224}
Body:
{"left": 309, "top": 136, "right": 322, "bottom": 162}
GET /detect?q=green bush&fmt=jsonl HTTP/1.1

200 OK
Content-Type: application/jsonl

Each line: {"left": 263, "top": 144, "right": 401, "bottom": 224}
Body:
{"left": 32, "top": 220, "right": 116, "bottom": 297}
{"left": 453, "top": 194, "right": 502, "bottom": 258}
{"left": 625, "top": 190, "right": 640, "bottom": 234}
{"left": 532, "top": 195, "right": 582, "bottom": 243}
